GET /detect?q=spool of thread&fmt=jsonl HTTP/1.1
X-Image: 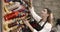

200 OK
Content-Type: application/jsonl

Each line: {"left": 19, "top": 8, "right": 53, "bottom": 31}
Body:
{"left": 4, "top": 0, "right": 12, "bottom": 3}
{"left": 8, "top": 19, "right": 22, "bottom": 28}
{"left": 4, "top": 2, "right": 20, "bottom": 12}
{"left": 11, "top": 0, "right": 23, "bottom": 4}
{"left": 4, "top": 11, "right": 26, "bottom": 21}
{"left": 8, "top": 21, "right": 19, "bottom": 28}
{"left": 13, "top": 5, "right": 25, "bottom": 12}
{"left": 9, "top": 1, "right": 14, "bottom": 5}
{"left": 4, "top": 11, "right": 19, "bottom": 21}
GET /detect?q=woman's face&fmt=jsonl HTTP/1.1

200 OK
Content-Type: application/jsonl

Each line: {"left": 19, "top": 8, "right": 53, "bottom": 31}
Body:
{"left": 40, "top": 9, "right": 49, "bottom": 18}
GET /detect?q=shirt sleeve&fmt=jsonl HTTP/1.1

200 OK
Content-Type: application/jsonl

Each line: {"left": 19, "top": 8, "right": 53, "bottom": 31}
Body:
{"left": 29, "top": 7, "right": 42, "bottom": 22}
{"left": 33, "top": 23, "right": 52, "bottom": 32}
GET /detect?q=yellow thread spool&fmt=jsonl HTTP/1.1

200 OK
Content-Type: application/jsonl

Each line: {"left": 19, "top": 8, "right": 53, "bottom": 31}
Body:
{"left": 4, "top": 6, "right": 10, "bottom": 13}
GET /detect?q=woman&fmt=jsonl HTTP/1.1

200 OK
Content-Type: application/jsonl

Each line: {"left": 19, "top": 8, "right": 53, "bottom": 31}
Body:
{"left": 23, "top": 5, "right": 54, "bottom": 32}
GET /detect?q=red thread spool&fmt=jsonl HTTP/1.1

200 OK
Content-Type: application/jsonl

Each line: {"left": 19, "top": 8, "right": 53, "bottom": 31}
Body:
{"left": 4, "top": 11, "right": 19, "bottom": 21}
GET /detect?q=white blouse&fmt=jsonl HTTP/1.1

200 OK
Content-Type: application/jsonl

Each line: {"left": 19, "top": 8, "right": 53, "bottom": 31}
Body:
{"left": 29, "top": 7, "right": 52, "bottom": 32}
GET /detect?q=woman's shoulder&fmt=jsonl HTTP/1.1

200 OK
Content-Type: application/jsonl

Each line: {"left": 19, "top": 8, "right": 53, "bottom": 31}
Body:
{"left": 44, "top": 22, "right": 52, "bottom": 28}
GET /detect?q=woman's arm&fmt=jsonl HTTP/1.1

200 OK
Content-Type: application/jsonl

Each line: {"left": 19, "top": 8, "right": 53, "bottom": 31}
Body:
{"left": 23, "top": 20, "right": 52, "bottom": 32}
{"left": 29, "top": 7, "right": 42, "bottom": 22}
{"left": 23, "top": 14, "right": 52, "bottom": 32}
{"left": 23, "top": 20, "right": 34, "bottom": 32}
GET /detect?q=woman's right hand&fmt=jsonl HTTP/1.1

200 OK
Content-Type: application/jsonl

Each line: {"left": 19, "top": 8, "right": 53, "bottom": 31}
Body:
{"left": 29, "top": 6, "right": 34, "bottom": 12}
{"left": 29, "top": 0, "right": 35, "bottom": 12}
{"left": 23, "top": 19, "right": 30, "bottom": 26}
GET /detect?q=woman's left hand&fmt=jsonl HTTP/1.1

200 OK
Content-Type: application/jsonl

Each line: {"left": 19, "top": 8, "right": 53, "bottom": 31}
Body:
{"left": 49, "top": 13, "right": 54, "bottom": 21}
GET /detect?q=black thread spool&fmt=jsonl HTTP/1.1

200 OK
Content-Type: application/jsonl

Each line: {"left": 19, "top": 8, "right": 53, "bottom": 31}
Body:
{"left": 12, "top": 0, "right": 23, "bottom": 4}
{"left": 8, "top": 19, "right": 21, "bottom": 28}
{"left": 8, "top": 21, "right": 18, "bottom": 28}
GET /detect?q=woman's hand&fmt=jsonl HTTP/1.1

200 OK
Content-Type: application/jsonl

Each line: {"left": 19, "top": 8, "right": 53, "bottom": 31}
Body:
{"left": 29, "top": 0, "right": 34, "bottom": 12}
{"left": 49, "top": 13, "right": 54, "bottom": 23}
{"left": 50, "top": 13, "right": 54, "bottom": 20}
{"left": 23, "top": 19, "right": 30, "bottom": 26}
{"left": 49, "top": 13, "right": 54, "bottom": 26}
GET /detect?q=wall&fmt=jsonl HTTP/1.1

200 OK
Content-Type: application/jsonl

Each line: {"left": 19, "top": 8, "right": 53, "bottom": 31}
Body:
{"left": 33, "top": 0, "right": 60, "bottom": 20}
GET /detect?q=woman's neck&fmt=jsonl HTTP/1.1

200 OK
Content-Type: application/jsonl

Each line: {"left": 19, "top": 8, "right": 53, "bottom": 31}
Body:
{"left": 42, "top": 18, "right": 47, "bottom": 22}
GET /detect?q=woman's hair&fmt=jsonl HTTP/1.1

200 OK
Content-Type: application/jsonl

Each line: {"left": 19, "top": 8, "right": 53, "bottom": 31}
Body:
{"left": 45, "top": 8, "right": 53, "bottom": 23}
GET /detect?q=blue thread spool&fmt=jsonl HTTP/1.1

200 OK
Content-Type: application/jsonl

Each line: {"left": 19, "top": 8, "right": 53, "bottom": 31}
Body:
{"left": 4, "top": 0, "right": 12, "bottom": 3}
